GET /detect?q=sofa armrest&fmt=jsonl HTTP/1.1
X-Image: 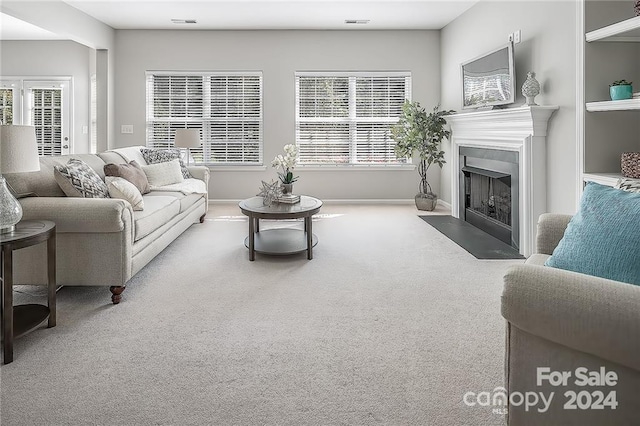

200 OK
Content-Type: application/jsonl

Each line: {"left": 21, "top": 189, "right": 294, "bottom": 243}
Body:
{"left": 187, "top": 166, "right": 210, "bottom": 185}
{"left": 502, "top": 264, "right": 640, "bottom": 372}
{"left": 536, "top": 213, "right": 573, "bottom": 255}
{"left": 19, "top": 196, "right": 134, "bottom": 234}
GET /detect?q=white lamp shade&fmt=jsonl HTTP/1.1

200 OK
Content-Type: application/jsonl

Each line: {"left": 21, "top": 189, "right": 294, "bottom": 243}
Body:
{"left": 0, "top": 125, "right": 40, "bottom": 174}
{"left": 174, "top": 129, "right": 201, "bottom": 149}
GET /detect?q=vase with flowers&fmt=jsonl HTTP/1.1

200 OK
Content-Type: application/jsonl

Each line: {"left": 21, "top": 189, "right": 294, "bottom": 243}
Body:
{"left": 271, "top": 144, "right": 299, "bottom": 194}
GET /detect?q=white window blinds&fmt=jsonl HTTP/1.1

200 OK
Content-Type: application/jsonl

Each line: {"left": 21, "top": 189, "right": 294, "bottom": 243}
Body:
{"left": 146, "top": 72, "right": 263, "bottom": 165}
{"left": 0, "top": 87, "right": 14, "bottom": 125}
{"left": 31, "top": 88, "right": 63, "bottom": 156}
{"left": 295, "top": 72, "right": 411, "bottom": 165}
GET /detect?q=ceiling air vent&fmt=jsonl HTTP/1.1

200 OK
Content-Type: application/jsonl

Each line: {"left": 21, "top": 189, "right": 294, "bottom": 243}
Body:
{"left": 171, "top": 19, "right": 197, "bottom": 24}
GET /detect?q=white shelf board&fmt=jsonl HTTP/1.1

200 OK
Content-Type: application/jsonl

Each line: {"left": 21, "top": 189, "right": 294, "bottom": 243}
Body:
{"left": 583, "top": 173, "right": 622, "bottom": 187}
{"left": 586, "top": 98, "right": 640, "bottom": 112}
{"left": 586, "top": 15, "right": 640, "bottom": 42}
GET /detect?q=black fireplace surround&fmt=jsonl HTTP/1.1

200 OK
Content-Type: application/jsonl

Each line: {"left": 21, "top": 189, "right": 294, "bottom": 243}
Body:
{"left": 458, "top": 146, "right": 519, "bottom": 250}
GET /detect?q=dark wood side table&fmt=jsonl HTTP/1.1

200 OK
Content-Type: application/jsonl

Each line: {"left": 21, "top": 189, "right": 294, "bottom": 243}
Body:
{"left": 1, "top": 220, "right": 56, "bottom": 364}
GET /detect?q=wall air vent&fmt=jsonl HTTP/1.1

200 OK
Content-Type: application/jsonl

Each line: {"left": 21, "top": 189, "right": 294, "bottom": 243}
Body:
{"left": 171, "top": 19, "right": 197, "bottom": 24}
{"left": 345, "top": 19, "right": 370, "bottom": 25}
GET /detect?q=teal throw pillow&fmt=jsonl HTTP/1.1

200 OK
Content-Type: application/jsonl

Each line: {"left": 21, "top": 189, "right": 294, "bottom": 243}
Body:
{"left": 545, "top": 182, "right": 640, "bottom": 286}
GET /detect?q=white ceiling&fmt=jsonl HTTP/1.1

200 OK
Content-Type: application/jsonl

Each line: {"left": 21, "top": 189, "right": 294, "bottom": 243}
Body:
{"left": 1, "top": 1, "right": 479, "bottom": 40}
{"left": 0, "top": 13, "right": 66, "bottom": 40}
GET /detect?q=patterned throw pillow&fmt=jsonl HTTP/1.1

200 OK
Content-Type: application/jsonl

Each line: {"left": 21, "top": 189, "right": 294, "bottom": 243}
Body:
{"left": 54, "top": 158, "right": 110, "bottom": 198}
{"left": 140, "top": 148, "right": 192, "bottom": 179}
{"left": 615, "top": 178, "right": 640, "bottom": 193}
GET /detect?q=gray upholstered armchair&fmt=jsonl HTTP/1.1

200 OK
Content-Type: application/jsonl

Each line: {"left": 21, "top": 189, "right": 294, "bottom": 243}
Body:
{"left": 501, "top": 213, "right": 640, "bottom": 425}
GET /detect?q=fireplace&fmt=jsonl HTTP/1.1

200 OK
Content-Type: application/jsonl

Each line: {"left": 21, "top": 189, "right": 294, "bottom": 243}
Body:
{"left": 446, "top": 106, "right": 558, "bottom": 256}
{"left": 459, "top": 146, "right": 519, "bottom": 249}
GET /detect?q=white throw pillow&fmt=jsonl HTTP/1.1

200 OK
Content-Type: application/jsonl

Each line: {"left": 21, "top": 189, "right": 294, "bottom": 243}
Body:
{"left": 141, "top": 159, "right": 184, "bottom": 187}
{"left": 106, "top": 177, "right": 144, "bottom": 211}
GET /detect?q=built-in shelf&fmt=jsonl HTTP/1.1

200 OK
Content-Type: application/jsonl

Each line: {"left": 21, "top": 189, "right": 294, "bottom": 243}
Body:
{"left": 586, "top": 98, "right": 640, "bottom": 112}
{"left": 585, "top": 15, "right": 640, "bottom": 42}
{"left": 582, "top": 172, "right": 622, "bottom": 187}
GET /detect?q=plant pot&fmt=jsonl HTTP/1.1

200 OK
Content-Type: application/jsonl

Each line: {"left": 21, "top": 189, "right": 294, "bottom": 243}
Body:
{"left": 610, "top": 85, "right": 633, "bottom": 101}
{"left": 415, "top": 193, "right": 438, "bottom": 211}
{"left": 281, "top": 183, "right": 294, "bottom": 194}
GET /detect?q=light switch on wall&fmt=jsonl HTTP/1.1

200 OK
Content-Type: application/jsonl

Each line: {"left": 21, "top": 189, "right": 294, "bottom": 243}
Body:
{"left": 121, "top": 125, "right": 134, "bottom": 134}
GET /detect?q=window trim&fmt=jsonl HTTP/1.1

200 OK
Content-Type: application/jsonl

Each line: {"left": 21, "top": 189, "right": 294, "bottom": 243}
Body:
{"left": 294, "top": 71, "right": 412, "bottom": 168}
{"left": 145, "top": 70, "right": 264, "bottom": 166}
{"left": 1, "top": 76, "right": 72, "bottom": 155}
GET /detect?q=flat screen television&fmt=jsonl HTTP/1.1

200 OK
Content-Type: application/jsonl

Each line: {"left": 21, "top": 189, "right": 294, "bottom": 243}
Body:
{"left": 461, "top": 43, "right": 515, "bottom": 109}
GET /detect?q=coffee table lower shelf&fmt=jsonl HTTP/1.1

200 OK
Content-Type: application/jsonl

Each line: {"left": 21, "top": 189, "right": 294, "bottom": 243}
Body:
{"left": 244, "top": 228, "right": 318, "bottom": 256}
{"left": 13, "top": 304, "right": 51, "bottom": 339}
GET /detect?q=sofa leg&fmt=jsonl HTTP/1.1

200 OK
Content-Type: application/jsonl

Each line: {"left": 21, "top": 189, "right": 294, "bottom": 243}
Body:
{"left": 110, "top": 286, "right": 126, "bottom": 304}
{"left": 199, "top": 214, "right": 206, "bottom": 223}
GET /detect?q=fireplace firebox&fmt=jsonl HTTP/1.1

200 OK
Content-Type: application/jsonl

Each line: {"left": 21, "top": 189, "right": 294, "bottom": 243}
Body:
{"left": 459, "top": 147, "right": 519, "bottom": 249}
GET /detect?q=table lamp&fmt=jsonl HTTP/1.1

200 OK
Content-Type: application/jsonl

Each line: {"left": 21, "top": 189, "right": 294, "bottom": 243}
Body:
{"left": 0, "top": 125, "right": 40, "bottom": 233}
{"left": 174, "top": 128, "right": 201, "bottom": 166}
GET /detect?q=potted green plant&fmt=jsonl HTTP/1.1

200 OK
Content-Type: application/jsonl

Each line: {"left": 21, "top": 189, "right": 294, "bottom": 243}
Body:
{"left": 610, "top": 79, "right": 633, "bottom": 101}
{"left": 392, "top": 101, "right": 455, "bottom": 211}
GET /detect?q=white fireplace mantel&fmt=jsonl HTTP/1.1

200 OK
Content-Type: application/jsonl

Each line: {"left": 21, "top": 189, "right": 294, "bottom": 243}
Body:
{"left": 447, "top": 105, "right": 558, "bottom": 257}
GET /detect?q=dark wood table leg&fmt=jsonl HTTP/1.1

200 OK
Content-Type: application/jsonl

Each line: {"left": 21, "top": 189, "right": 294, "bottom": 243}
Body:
{"left": 3, "top": 247, "right": 14, "bottom": 364}
{"left": 47, "top": 233, "right": 56, "bottom": 328}
{"left": 255, "top": 217, "right": 260, "bottom": 233}
{"left": 306, "top": 216, "right": 313, "bottom": 260}
{"left": 249, "top": 215, "right": 255, "bottom": 261}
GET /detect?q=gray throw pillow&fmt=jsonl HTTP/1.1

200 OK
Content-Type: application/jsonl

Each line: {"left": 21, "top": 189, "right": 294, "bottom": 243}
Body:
{"left": 104, "top": 160, "right": 151, "bottom": 194}
{"left": 54, "top": 158, "right": 110, "bottom": 198}
{"left": 140, "top": 148, "right": 192, "bottom": 179}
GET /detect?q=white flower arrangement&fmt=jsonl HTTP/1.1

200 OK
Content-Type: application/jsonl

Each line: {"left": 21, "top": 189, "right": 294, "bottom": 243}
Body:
{"left": 271, "top": 144, "right": 299, "bottom": 184}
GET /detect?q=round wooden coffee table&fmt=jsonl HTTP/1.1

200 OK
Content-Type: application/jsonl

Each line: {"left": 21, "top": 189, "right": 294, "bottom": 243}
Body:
{"left": 238, "top": 196, "right": 323, "bottom": 261}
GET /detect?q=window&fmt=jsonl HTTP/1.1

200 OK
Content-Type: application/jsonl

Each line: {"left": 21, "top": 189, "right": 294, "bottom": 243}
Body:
{"left": 0, "top": 86, "right": 14, "bottom": 125}
{"left": 146, "top": 72, "right": 263, "bottom": 165}
{"left": 295, "top": 72, "right": 411, "bottom": 166}
{"left": 0, "top": 78, "right": 71, "bottom": 156}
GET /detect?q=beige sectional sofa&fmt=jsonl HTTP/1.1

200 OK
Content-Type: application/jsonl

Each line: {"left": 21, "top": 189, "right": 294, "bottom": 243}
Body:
{"left": 6, "top": 146, "right": 209, "bottom": 304}
{"left": 502, "top": 213, "right": 640, "bottom": 424}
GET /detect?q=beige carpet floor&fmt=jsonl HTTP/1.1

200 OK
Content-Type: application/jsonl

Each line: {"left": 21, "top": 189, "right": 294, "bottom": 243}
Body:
{"left": 1, "top": 202, "right": 524, "bottom": 425}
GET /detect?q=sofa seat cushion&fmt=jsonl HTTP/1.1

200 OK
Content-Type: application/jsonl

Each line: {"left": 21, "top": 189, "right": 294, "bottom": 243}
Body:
{"left": 145, "top": 191, "right": 204, "bottom": 214}
{"left": 133, "top": 196, "right": 180, "bottom": 241}
{"left": 526, "top": 253, "right": 550, "bottom": 266}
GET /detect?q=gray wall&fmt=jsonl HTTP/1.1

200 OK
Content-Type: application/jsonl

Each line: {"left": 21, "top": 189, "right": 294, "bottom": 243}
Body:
{"left": 0, "top": 40, "right": 92, "bottom": 153}
{"left": 114, "top": 30, "right": 440, "bottom": 200}
{"left": 440, "top": 0, "right": 579, "bottom": 214}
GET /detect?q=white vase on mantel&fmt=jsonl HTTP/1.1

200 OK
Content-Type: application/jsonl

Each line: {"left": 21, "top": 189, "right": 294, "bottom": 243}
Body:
{"left": 522, "top": 71, "right": 541, "bottom": 106}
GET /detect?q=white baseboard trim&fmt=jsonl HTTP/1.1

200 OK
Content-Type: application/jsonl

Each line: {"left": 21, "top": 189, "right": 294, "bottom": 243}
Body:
{"left": 208, "top": 199, "right": 415, "bottom": 205}
{"left": 437, "top": 199, "right": 452, "bottom": 209}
